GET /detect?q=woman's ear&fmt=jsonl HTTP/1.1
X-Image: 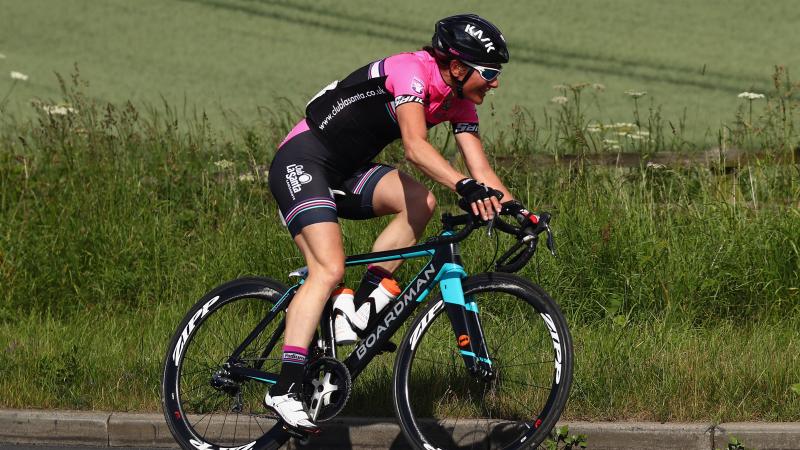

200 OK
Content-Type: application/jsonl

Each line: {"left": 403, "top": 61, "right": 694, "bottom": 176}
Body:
{"left": 448, "top": 59, "right": 467, "bottom": 79}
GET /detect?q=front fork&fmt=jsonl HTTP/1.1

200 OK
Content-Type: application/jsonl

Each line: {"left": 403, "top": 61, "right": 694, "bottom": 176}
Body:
{"left": 438, "top": 264, "right": 494, "bottom": 380}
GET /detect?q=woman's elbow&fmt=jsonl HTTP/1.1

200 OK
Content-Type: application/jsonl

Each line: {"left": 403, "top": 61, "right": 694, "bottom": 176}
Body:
{"left": 402, "top": 140, "right": 424, "bottom": 163}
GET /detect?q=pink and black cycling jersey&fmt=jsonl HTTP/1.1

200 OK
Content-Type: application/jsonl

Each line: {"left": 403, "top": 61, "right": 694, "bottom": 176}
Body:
{"left": 269, "top": 50, "right": 481, "bottom": 237}
{"left": 282, "top": 50, "right": 479, "bottom": 173}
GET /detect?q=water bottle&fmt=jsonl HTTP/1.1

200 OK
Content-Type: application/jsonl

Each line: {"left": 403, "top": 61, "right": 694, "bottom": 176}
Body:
{"left": 355, "top": 278, "right": 401, "bottom": 327}
{"left": 332, "top": 287, "right": 362, "bottom": 345}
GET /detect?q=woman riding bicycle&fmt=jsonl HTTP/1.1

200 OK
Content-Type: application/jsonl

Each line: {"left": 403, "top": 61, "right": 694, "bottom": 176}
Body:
{"left": 265, "top": 13, "right": 536, "bottom": 432}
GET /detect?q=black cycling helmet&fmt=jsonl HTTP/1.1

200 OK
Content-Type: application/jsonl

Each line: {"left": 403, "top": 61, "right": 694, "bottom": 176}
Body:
{"left": 432, "top": 14, "right": 509, "bottom": 66}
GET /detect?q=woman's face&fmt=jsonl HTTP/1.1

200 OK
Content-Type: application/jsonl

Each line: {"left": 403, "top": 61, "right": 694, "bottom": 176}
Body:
{"left": 449, "top": 60, "right": 501, "bottom": 105}
{"left": 462, "top": 68, "right": 500, "bottom": 105}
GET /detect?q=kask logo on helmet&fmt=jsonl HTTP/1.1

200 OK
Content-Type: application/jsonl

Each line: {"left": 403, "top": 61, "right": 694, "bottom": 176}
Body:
{"left": 464, "top": 24, "right": 496, "bottom": 53}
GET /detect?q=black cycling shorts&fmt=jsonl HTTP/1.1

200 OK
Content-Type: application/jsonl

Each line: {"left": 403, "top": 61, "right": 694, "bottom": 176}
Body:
{"left": 268, "top": 130, "right": 395, "bottom": 237}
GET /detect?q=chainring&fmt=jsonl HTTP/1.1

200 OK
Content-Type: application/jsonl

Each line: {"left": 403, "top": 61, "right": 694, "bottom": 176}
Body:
{"left": 302, "top": 356, "right": 352, "bottom": 422}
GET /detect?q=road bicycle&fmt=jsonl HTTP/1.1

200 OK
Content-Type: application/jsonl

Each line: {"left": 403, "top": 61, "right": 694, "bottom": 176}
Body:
{"left": 161, "top": 208, "right": 573, "bottom": 450}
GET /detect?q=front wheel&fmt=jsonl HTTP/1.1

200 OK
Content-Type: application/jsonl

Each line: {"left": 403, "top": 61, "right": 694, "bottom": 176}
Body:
{"left": 393, "top": 272, "right": 574, "bottom": 450}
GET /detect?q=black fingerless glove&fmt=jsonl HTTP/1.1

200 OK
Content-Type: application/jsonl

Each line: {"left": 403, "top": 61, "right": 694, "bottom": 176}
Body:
{"left": 455, "top": 178, "right": 503, "bottom": 204}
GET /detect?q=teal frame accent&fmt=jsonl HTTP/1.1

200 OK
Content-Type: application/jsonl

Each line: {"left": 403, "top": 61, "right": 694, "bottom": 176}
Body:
{"left": 252, "top": 376, "right": 277, "bottom": 384}
{"left": 269, "top": 284, "right": 301, "bottom": 313}
{"left": 436, "top": 263, "right": 467, "bottom": 306}
{"left": 465, "top": 294, "right": 479, "bottom": 313}
{"left": 459, "top": 350, "right": 493, "bottom": 365}
{"left": 346, "top": 249, "right": 435, "bottom": 266}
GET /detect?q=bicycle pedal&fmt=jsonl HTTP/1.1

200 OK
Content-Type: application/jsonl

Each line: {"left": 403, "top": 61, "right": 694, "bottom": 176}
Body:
{"left": 378, "top": 341, "right": 397, "bottom": 354}
{"left": 282, "top": 423, "right": 321, "bottom": 439}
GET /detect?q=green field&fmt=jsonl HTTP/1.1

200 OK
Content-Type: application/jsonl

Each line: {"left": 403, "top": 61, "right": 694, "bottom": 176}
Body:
{"left": 1, "top": 0, "right": 799, "bottom": 425}
{"left": 2, "top": 0, "right": 799, "bottom": 142}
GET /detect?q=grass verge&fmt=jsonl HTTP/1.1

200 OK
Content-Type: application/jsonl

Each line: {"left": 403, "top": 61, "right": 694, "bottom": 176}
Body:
{"left": 0, "top": 73, "right": 798, "bottom": 420}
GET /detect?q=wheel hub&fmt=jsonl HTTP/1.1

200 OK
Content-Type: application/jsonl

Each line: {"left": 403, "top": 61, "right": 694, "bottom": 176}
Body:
{"left": 210, "top": 368, "right": 240, "bottom": 396}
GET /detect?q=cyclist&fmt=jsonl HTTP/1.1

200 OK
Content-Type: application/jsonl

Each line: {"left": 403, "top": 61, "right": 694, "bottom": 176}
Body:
{"left": 265, "top": 13, "right": 535, "bottom": 432}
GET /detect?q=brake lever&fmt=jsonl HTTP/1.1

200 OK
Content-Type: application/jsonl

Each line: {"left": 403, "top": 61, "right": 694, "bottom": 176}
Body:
{"left": 545, "top": 223, "right": 556, "bottom": 257}
{"left": 486, "top": 214, "right": 497, "bottom": 237}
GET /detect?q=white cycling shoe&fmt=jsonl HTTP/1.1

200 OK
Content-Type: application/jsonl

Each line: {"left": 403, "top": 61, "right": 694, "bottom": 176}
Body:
{"left": 263, "top": 391, "right": 319, "bottom": 433}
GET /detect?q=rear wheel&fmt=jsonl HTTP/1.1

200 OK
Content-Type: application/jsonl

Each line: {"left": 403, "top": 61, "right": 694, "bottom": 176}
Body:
{"left": 161, "top": 277, "right": 293, "bottom": 450}
{"left": 393, "top": 272, "right": 573, "bottom": 449}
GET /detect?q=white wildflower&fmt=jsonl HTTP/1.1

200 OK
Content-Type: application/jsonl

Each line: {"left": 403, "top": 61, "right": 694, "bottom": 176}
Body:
{"left": 611, "top": 123, "right": 638, "bottom": 133}
{"left": 42, "top": 104, "right": 77, "bottom": 115}
{"left": 214, "top": 159, "right": 234, "bottom": 169}
{"left": 238, "top": 173, "right": 255, "bottom": 182}
{"left": 636, "top": 130, "right": 650, "bottom": 137}
{"left": 624, "top": 90, "right": 647, "bottom": 99}
{"left": 628, "top": 134, "right": 645, "bottom": 140}
{"left": 737, "top": 92, "right": 765, "bottom": 100}
{"left": 587, "top": 123, "right": 603, "bottom": 133}
{"left": 550, "top": 96, "right": 568, "bottom": 105}
{"left": 602, "top": 139, "right": 619, "bottom": 145}
{"left": 592, "top": 83, "right": 606, "bottom": 91}
{"left": 10, "top": 71, "right": 29, "bottom": 81}
{"left": 552, "top": 84, "right": 568, "bottom": 91}
{"left": 646, "top": 162, "right": 667, "bottom": 170}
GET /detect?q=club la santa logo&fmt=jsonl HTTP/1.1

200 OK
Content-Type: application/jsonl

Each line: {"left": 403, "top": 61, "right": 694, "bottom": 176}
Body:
{"left": 285, "top": 164, "right": 312, "bottom": 199}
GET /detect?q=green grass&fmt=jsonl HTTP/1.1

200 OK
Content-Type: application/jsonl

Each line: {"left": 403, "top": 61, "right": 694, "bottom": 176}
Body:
{"left": 0, "top": 72, "right": 798, "bottom": 421}
{"left": 2, "top": 304, "right": 797, "bottom": 422}
{"left": 1, "top": 0, "right": 799, "bottom": 142}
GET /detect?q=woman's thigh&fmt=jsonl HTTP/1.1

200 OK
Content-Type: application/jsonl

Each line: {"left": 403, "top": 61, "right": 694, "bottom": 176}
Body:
{"left": 334, "top": 164, "right": 434, "bottom": 219}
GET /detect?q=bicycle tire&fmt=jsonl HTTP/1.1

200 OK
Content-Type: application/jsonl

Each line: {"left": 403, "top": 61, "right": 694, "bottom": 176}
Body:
{"left": 161, "top": 277, "right": 292, "bottom": 450}
{"left": 393, "top": 272, "right": 573, "bottom": 450}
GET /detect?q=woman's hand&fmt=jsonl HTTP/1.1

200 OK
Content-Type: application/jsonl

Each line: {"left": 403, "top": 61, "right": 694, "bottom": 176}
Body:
{"left": 456, "top": 178, "right": 503, "bottom": 220}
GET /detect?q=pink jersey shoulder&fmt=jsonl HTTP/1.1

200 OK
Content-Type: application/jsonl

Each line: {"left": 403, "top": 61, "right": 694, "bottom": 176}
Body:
{"left": 383, "top": 51, "right": 432, "bottom": 100}
{"left": 383, "top": 51, "right": 478, "bottom": 126}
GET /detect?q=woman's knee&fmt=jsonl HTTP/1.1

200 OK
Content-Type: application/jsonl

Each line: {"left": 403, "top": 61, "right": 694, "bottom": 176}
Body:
{"left": 294, "top": 222, "right": 345, "bottom": 287}
{"left": 406, "top": 186, "right": 436, "bottom": 220}
{"left": 423, "top": 190, "right": 437, "bottom": 217}
{"left": 309, "top": 259, "right": 345, "bottom": 287}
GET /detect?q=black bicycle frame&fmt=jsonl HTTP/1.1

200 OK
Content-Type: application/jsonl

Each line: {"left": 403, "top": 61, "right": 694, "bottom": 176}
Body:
{"left": 226, "top": 219, "right": 494, "bottom": 384}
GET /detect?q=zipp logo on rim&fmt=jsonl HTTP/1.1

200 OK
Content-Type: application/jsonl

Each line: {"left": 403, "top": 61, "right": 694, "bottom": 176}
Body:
{"left": 541, "top": 313, "right": 562, "bottom": 384}
{"left": 410, "top": 300, "right": 444, "bottom": 350}
{"left": 190, "top": 438, "right": 256, "bottom": 450}
{"left": 173, "top": 296, "right": 220, "bottom": 366}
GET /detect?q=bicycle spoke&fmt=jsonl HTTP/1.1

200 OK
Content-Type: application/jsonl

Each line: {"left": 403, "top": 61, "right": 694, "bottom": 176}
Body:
{"left": 494, "top": 359, "right": 554, "bottom": 370}
{"left": 232, "top": 412, "right": 238, "bottom": 446}
{"left": 162, "top": 288, "right": 293, "bottom": 449}
{"left": 498, "top": 377, "right": 552, "bottom": 391}
{"left": 397, "top": 274, "right": 572, "bottom": 450}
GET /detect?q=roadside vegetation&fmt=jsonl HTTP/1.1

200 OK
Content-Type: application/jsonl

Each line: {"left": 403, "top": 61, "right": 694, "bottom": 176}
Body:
{"left": 2, "top": 0, "right": 799, "bottom": 138}
{"left": 0, "top": 67, "right": 797, "bottom": 421}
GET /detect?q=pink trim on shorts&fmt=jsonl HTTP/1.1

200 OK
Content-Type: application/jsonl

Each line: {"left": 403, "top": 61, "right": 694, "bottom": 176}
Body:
{"left": 278, "top": 119, "right": 310, "bottom": 148}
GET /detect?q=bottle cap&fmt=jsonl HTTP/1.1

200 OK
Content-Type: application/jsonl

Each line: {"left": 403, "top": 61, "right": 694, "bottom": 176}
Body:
{"left": 379, "top": 278, "right": 401, "bottom": 297}
{"left": 332, "top": 286, "right": 354, "bottom": 296}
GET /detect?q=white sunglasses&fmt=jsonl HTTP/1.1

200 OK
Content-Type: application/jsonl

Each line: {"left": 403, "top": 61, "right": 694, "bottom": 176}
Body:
{"left": 461, "top": 60, "right": 502, "bottom": 82}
